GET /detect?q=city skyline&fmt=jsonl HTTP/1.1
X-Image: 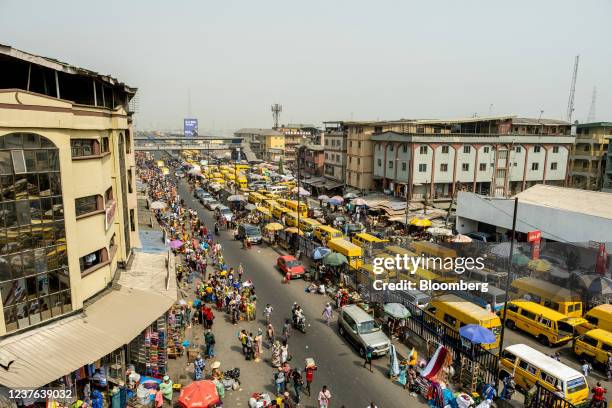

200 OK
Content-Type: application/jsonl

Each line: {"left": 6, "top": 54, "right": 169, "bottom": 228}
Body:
{"left": 1, "top": 0, "right": 610, "bottom": 132}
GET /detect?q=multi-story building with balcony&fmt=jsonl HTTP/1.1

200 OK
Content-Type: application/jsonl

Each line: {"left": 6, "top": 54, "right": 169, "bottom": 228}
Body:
{"left": 277, "top": 124, "right": 319, "bottom": 166}
{"left": 234, "top": 128, "right": 284, "bottom": 162}
{"left": 323, "top": 121, "right": 347, "bottom": 183}
{"left": 603, "top": 134, "right": 612, "bottom": 193}
{"left": 368, "top": 116, "right": 573, "bottom": 199}
{"left": 296, "top": 145, "right": 325, "bottom": 177}
{"left": 569, "top": 122, "right": 612, "bottom": 190}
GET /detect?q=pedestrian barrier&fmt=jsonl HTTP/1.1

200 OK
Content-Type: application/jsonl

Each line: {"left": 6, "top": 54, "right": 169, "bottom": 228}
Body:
{"left": 527, "top": 382, "right": 579, "bottom": 408}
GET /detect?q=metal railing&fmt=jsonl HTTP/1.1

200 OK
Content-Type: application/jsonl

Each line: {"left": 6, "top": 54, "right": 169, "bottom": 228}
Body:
{"left": 527, "top": 382, "right": 580, "bottom": 408}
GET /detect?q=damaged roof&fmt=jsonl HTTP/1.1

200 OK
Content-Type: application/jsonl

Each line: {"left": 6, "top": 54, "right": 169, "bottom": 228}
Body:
{"left": 0, "top": 43, "right": 137, "bottom": 94}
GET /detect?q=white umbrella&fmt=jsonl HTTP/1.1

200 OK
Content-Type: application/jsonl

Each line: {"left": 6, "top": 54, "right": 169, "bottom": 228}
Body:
{"left": 227, "top": 195, "right": 246, "bottom": 202}
{"left": 318, "top": 195, "right": 330, "bottom": 201}
{"left": 293, "top": 187, "right": 311, "bottom": 197}
{"left": 427, "top": 227, "right": 453, "bottom": 237}
{"left": 352, "top": 198, "right": 367, "bottom": 206}
{"left": 150, "top": 201, "right": 167, "bottom": 210}
{"left": 344, "top": 192, "right": 358, "bottom": 199}
{"left": 188, "top": 165, "right": 201, "bottom": 175}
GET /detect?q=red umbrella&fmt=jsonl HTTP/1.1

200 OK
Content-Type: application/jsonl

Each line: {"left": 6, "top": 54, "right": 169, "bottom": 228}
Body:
{"left": 596, "top": 243, "right": 608, "bottom": 276}
{"left": 178, "top": 381, "right": 220, "bottom": 408}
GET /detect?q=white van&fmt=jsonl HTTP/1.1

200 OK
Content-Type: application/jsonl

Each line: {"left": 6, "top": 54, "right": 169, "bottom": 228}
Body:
{"left": 267, "top": 185, "right": 288, "bottom": 194}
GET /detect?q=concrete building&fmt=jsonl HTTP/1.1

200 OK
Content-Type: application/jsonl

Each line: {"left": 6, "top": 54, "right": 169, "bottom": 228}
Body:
{"left": 277, "top": 124, "right": 319, "bottom": 165}
{"left": 456, "top": 185, "right": 612, "bottom": 255}
{"left": 368, "top": 116, "right": 572, "bottom": 199}
{"left": 0, "top": 44, "right": 177, "bottom": 390}
{"left": 297, "top": 145, "right": 325, "bottom": 177}
{"left": 604, "top": 135, "right": 612, "bottom": 192}
{"left": 0, "top": 43, "right": 144, "bottom": 336}
{"left": 234, "top": 128, "right": 284, "bottom": 162}
{"left": 323, "top": 121, "right": 347, "bottom": 184}
{"left": 569, "top": 122, "right": 612, "bottom": 191}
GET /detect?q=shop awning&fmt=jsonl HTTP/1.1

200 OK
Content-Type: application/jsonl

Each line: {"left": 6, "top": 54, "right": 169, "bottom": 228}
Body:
{"left": 0, "top": 252, "right": 176, "bottom": 389}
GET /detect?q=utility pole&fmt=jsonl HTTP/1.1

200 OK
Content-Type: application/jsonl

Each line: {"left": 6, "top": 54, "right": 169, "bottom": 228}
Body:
{"left": 566, "top": 55, "right": 580, "bottom": 123}
{"left": 496, "top": 197, "right": 519, "bottom": 396}
{"left": 296, "top": 146, "right": 302, "bottom": 240}
{"left": 234, "top": 147, "right": 240, "bottom": 194}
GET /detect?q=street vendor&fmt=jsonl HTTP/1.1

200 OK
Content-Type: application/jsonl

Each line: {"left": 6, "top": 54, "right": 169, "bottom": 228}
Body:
{"left": 159, "top": 376, "right": 173, "bottom": 404}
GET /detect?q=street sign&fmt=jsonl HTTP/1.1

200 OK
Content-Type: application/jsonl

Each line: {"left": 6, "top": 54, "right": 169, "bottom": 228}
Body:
{"left": 527, "top": 230, "right": 541, "bottom": 243}
{"left": 184, "top": 118, "right": 198, "bottom": 137}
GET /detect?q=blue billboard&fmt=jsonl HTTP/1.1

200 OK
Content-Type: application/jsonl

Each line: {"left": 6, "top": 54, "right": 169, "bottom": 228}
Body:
{"left": 184, "top": 118, "right": 198, "bottom": 137}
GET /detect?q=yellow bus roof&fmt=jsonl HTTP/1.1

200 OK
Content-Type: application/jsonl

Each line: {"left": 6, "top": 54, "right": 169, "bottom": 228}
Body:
{"left": 512, "top": 277, "right": 581, "bottom": 302}
{"left": 411, "top": 241, "right": 457, "bottom": 258}
{"left": 587, "top": 304, "right": 612, "bottom": 315}
{"left": 285, "top": 211, "right": 299, "bottom": 218}
{"left": 299, "top": 218, "right": 321, "bottom": 225}
{"left": 255, "top": 206, "right": 271, "bottom": 215}
{"left": 327, "top": 239, "right": 362, "bottom": 255}
{"left": 316, "top": 225, "right": 342, "bottom": 233}
{"left": 584, "top": 328, "right": 612, "bottom": 343}
{"left": 433, "top": 294, "right": 501, "bottom": 324}
{"left": 354, "top": 233, "right": 388, "bottom": 243}
{"left": 509, "top": 300, "right": 587, "bottom": 324}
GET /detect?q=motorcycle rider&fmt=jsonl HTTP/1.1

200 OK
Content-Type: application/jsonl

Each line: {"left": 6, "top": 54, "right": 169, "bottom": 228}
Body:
{"left": 591, "top": 382, "right": 607, "bottom": 408}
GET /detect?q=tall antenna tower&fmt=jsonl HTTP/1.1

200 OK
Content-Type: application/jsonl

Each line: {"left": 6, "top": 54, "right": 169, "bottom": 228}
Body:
{"left": 566, "top": 55, "right": 580, "bottom": 123}
{"left": 587, "top": 86, "right": 597, "bottom": 123}
{"left": 271, "top": 104, "right": 282, "bottom": 129}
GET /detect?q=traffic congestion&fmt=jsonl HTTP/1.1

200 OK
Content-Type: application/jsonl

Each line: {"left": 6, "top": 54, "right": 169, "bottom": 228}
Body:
{"left": 141, "top": 150, "right": 612, "bottom": 408}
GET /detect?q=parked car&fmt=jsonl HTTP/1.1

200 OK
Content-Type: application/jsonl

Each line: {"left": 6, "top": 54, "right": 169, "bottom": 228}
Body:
{"left": 205, "top": 200, "right": 221, "bottom": 211}
{"left": 276, "top": 255, "right": 305, "bottom": 279}
{"left": 338, "top": 304, "right": 390, "bottom": 357}
{"left": 236, "top": 224, "right": 262, "bottom": 244}
{"left": 465, "top": 232, "right": 493, "bottom": 243}
{"left": 215, "top": 205, "right": 233, "bottom": 222}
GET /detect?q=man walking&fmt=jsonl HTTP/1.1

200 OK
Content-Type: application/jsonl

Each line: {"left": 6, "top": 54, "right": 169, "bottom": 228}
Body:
{"left": 205, "top": 330, "right": 215, "bottom": 358}
{"left": 318, "top": 385, "right": 331, "bottom": 408}
{"left": 363, "top": 345, "right": 373, "bottom": 372}
{"left": 291, "top": 368, "right": 304, "bottom": 405}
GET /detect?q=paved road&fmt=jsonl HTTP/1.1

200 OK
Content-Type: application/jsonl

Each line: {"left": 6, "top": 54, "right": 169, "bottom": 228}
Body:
{"left": 176, "top": 179, "right": 422, "bottom": 408}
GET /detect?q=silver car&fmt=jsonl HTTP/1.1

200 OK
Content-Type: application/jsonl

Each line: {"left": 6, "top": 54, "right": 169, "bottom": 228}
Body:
{"left": 338, "top": 305, "right": 390, "bottom": 357}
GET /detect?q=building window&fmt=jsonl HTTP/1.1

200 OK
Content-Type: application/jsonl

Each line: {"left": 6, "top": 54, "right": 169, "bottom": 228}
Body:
{"left": 462, "top": 163, "right": 469, "bottom": 171}
{"left": 418, "top": 164, "right": 427, "bottom": 172}
{"left": 374, "top": 126, "right": 383, "bottom": 133}
{"left": 79, "top": 248, "right": 109, "bottom": 274}
{"left": 479, "top": 163, "right": 487, "bottom": 171}
{"left": 105, "top": 186, "right": 114, "bottom": 202}
{"left": 0, "top": 132, "right": 72, "bottom": 333}
{"left": 357, "top": 158, "right": 361, "bottom": 166}
{"left": 388, "top": 161, "right": 393, "bottom": 169}
{"left": 531, "top": 163, "right": 539, "bottom": 171}
{"left": 403, "top": 145, "right": 408, "bottom": 153}
{"left": 125, "top": 131, "right": 131, "bottom": 154}
{"left": 441, "top": 146, "right": 449, "bottom": 154}
{"left": 130, "top": 209, "right": 136, "bottom": 232}
{"left": 101, "top": 137, "right": 110, "bottom": 154}
{"left": 416, "top": 126, "right": 424, "bottom": 134}
{"left": 402, "top": 162, "right": 407, "bottom": 171}
{"left": 377, "top": 144, "right": 381, "bottom": 151}
{"left": 377, "top": 159, "right": 382, "bottom": 167}
{"left": 75, "top": 195, "right": 103, "bottom": 217}
{"left": 550, "top": 162, "right": 558, "bottom": 170}
{"left": 358, "top": 142, "right": 361, "bottom": 149}
{"left": 552, "top": 146, "right": 559, "bottom": 153}
{"left": 440, "top": 163, "right": 448, "bottom": 172}
{"left": 419, "top": 146, "right": 428, "bottom": 154}
{"left": 534, "top": 146, "right": 541, "bottom": 153}
{"left": 325, "top": 139, "right": 329, "bottom": 146}
{"left": 325, "top": 153, "right": 329, "bottom": 160}
{"left": 483, "top": 147, "right": 490, "bottom": 153}
{"left": 71, "top": 139, "right": 99, "bottom": 158}
{"left": 515, "top": 146, "right": 522, "bottom": 153}
{"left": 389, "top": 144, "right": 393, "bottom": 151}
{"left": 463, "top": 146, "right": 471, "bottom": 154}
{"left": 127, "top": 169, "right": 133, "bottom": 194}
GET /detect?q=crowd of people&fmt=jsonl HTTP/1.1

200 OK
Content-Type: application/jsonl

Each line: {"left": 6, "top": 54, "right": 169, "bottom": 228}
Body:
{"left": 138, "top": 155, "right": 335, "bottom": 407}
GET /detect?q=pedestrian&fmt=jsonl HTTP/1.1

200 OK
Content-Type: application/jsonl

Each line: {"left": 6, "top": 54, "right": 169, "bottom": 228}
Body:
{"left": 363, "top": 345, "right": 373, "bottom": 372}
{"left": 264, "top": 304, "right": 274, "bottom": 325}
{"left": 238, "top": 263, "right": 244, "bottom": 281}
{"left": 582, "top": 359, "right": 592, "bottom": 377}
{"left": 255, "top": 328, "right": 263, "bottom": 361}
{"left": 240, "top": 330, "right": 248, "bottom": 356}
{"left": 275, "top": 367, "right": 286, "bottom": 395}
{"left": 282, "top": 319, "right": 291, "bottom": 342}
{"left": 317, "top": 385, "right": 331, "bottom": 408}
{"left": 154, "top": 385, "right": 164, "bottom": 408}
{"left": 266, "top": 323, "right": 276, "bottom": 346}
{"left": 283, "top": 391, "right": 297, "bottom": 408}
{"left": 281, "top": 340, "right": 289, "bottom": 365}
{"left": 246, "top": 332, "right": 254, "bottom": 360}
{"left": 305, "top": 364, "right": 317, "bottom": 396}
{"left": 366, "top": 403, "right": 378, "bottom": 408}
{"left": 193, "top": 354, "right": 205, "bottom": 380}
{"left": 322, "top": 303, "right": 333, "bottom": 326}
{"left": 607, "top": 355, "right": 612, "bottom": 381}
{"left": 291, "top": 368, "right": 304, "bottom": 405}
{"left": 159, "top": 376, "right": 173, "bottom": 406}
{"left": 205, "top": 329, "right": 216, "bottom": 358}
{"left": 272, "top": 341, "right": 282, "bottom": 368}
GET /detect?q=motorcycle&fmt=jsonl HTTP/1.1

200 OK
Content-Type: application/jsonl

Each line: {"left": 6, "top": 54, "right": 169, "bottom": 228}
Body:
{"left": 292, "top": 316, "right": 306, "bottom": 333}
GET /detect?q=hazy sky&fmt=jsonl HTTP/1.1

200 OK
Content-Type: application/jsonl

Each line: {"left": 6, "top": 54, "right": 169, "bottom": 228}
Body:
{"left": 1, "top": 0, "right": 610, "bottom": 133}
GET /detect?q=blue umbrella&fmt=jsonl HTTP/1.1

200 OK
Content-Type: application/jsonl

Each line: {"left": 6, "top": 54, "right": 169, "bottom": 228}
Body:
{"left": 459, "top": 324, "right": 496, "bottom": 344}
{"left": 328, "top": 198, "right": 342, "bottom": 205}
{"left": 312, "top": 247, "right": 331, "bottom": 260}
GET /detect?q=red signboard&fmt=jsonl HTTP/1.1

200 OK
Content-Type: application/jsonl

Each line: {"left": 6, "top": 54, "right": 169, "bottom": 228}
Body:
{"left": 527, "top": 230, "right": 541, "bottom": 243}
{"left": 528, "top": 230, "right": 542, "bottom": 260}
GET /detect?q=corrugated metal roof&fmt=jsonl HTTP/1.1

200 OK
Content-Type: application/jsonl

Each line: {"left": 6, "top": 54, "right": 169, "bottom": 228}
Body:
{"left": 0, "top": 252, "right": 176, "bottom": 389}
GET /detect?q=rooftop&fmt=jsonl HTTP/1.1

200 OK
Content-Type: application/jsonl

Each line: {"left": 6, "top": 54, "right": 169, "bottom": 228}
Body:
{"left": 234, "top": 128, "right": 283, "bottom": 136}
{"left": 0, "top": 43, "right": 136, "bottom": 93}
{"left": 515, "top": 184, "right": 612, "bottom": 220}
{"left": 576, "top": 122, "right": 612, "bottom": 128}
{"left": 338, "top": 116, "right": 569, "bottom": 127}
